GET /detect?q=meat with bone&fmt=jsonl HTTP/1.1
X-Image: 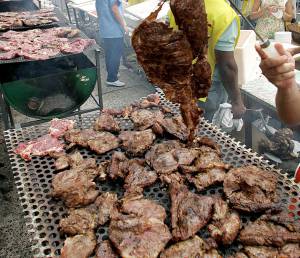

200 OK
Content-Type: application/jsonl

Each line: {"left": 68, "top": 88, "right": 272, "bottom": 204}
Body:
{"left": 95, "top": 240, "right": 118, "bottom": 258}
{"left": 224, "top": 166, "right": 279, "bottom": 212}
{"left": 15, "top": 134, "right": 64, "bottom": 161}
{"left": 124, "top": 160, "right": 158, "bottom": 193}
{"left": 160, "top": 235, "right": 221, "bottom": 258}
{"left": 132, "top": 1, "right": 211, "bottom": 141}
{"left": 239, "top": 211, "right": 300, "bottom": 247}
{"left": 94, "top": 113, "right": 120, "bottom": 133}
{"left": 119, "top": 129, "right": 156, "bottom": 156}
{"left": 159, "top": 116, "right": 189, "bottom": 141}
{"left": 109, "top": 196, "right": 171, "bottom": 258}
{"left": 208, "top": 197, "right": 241, "bottom": 245}
{"left": 130, "top": 109, "right": 164, "bottom": 131}
{"left": 60, "top": 232, "right": 96, "bottom": 258}
{"left": 52, "top": 159, "right": 99, "bottom": 207}
{"left": 49, "top": 118, "right": 75, "bottom": 138}
{"left": 170, "top": 182, "right": 214, "bottom": 241}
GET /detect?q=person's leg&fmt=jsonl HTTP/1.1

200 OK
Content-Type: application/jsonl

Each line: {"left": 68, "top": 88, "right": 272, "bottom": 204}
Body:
{"left": 102, "top": 38, "right": 114, "bottom": 82}
{"left": 108, "top": 37, "right": 124, "bottom": 82}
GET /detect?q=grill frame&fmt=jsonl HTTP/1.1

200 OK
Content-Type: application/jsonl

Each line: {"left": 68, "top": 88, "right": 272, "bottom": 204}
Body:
{"left": 4, "top": 90, "right": 300, "bottom": 257}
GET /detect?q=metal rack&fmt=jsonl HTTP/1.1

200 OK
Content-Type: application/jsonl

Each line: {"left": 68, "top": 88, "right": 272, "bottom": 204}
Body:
{"left": 4, "top": 90, "right": 300, "bottom": 257}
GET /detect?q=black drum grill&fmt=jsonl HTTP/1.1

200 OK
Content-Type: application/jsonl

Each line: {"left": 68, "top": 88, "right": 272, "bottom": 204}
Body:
{"left": 4, "top": 89, "right": 300, "bottom": 257}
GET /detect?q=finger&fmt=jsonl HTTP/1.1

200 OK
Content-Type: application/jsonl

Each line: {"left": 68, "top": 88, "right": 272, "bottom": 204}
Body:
{"left": 268, "top": 70, "right": 295, "bottom": 82}
{"left": 260, "top": 55, "right": 288, "bottom": 68}
{"left": 264, "top": 62, "right": 295, "bottom": 76}
{"left": 274, "top": 43, "right": 290, "bottom": 56}
{"left": 255, "top": 44, "right": 268, "bottom": 60}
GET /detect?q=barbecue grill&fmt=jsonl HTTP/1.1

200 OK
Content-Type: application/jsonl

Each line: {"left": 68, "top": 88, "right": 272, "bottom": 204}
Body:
{"left": 4, "top": 89, "right": 300, "bottom": 257}
{"left": 0, "top": 29, "right": 103, "bottom": 129}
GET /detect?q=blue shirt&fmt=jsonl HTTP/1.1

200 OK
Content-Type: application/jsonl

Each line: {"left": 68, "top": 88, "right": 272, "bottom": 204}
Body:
{"left": 213, "top": 19, "right": 239, "bottom": 82}
{"left": 96, "top": 0, "right": 124, "bottom": 38}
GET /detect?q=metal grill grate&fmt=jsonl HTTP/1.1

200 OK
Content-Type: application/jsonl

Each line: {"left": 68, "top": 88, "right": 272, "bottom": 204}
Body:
{"left": 4, "top": 90, "right": 300, "bottom": 257}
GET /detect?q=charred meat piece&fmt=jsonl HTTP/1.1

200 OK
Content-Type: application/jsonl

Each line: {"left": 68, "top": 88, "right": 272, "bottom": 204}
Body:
{"left": 170, "top": 182, "right": 214, "bottom": 240}
{"left": 132, "top": 94, "right": 161, "bottom": 109}
{"left": 195, "top": 146, "right": 229, "bottom": 170}
{"left": 160, "top": 116, "right": 189, "bottom": 141}
{"left": 160, "top": 236, "right": 221, "bottom": 258}
{"left": 102, "top": 106, "right": 133, "bottom": 118}
{"left": 60, "top": 232, "right": 96, "bottom": 258}
{"left": 130, "top": 109, "right": 164, "bottom": 131}
{"left": 239, "top": 211, "right": 300, "bottom": 247}
{"left": 160, "top": 172, "right": 185, "bottom": 185}
{"left": 109, "top": 151, "right": 129, "bottom": 179}
{"left": 59, "top": 205, "right": 98, "bottom": 235}
{"left": 132, "top": 2, "right": 209, "bottom": 142}
{"left": 15, "top": 134, "right": 64, "bottom": 161}
{"left": 172, "top": 147, "right": 198, "bottom": 166}
{"left": 192, "top": 136, "right": 222, "bottom": 156}
{"left": 54, "top": 151, "right": 84, "bottom": 171}
{"left": 52, "top": 160, "right": 99, "bottom": 207}
{"left": 94, "top": 192, "right": 118, "bottom": 226}
{"left": 186, "top": 168, "right": 226, "bottom": 191}
{"left": 64, "top": 129, "right": 100, "bottom": 147}
{"left": 95, "top": 240, "right": 118, "bottom": 258}
{"left": 119, "top": 129, "right": 155, "bottom": 156}
{"left": 145, "top": 140, "right": 183, "bottom": 174}
{"left": 208, "top": 197, "right": 241, "bottom": 245}
{"left": 124, "top": 160, "right": 157, "bottom": 193}
{"left": 109, "top": 196, "right": 171, "bottom": 258}
{"left": 224, "top": 166, "right": 278, "bottom": 212}
{"left": 94, "top": 113, "right": 120, "bottom": 133}
{"left": 88, "top": 131, "right": 120, "bottom": 154}
{"left": 280, "top": 243, "right": 300, "bottom": 258}
{"left": 49, "top": 118, "right": 75, "bottom": 138}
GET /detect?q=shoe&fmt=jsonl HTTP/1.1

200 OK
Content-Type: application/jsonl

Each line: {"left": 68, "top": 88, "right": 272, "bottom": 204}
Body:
{"left": 106, "top": 80, "right": 125, "bottom": 87}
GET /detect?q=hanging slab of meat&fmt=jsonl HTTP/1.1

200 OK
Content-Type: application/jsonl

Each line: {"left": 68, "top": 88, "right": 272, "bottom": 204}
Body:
{"left": 60, "top": 232, "right": 96, "bottom": 258}
{"left": 208, "top": 197, "right": 241, "bottom": 245}
{"left": 223, "top": 166, "right": 279, "bottom": 212}
{"left": 160, "top": 236, "right": 221, "bottom": 258}
{"left": 109, "top": 196, "right": 171, "bottom": 258}
{"left": 170, "top": 182, "right": 214, "bottom": 241}
{"left": 49, "top": 118, "right": 75, "bottom": 138}
{"left": 132, "top": 0, "right": 211, "bottom": 142}
{"left": 239, "top": 211, "right": 300, "bottom": 247}
{"left": 15, "top": 134, "right": 64, "bottom": 161}
{"left": 52, "top": 160, "right": 99, "bottom": 207}
{"left": 95, "top": 240, "right": 118, "bottom": 258}
{"left": 119, "top": 129, "right": 156, "bottom": 156}
{"left": 94, "top": 113, "right": 120, "bottom": 133}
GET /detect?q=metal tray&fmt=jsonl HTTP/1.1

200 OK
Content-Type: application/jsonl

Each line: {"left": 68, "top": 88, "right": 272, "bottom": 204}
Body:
{"left": 4, "top": 90, "right": 300, "bottom": 257}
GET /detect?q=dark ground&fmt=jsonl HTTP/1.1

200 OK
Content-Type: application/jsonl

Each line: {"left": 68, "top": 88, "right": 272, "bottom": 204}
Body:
{"left": 0, "top": 120, "right": 32, "bottom": 258}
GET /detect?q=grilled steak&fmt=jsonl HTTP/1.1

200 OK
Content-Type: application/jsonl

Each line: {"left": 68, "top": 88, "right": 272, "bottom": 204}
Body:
{"left": 54, "top": 151, "right": 84, "bottom": 171}
{"left": 224, "top": 166, "right": 278, "bottom": 212}
{"left": 208, "top": 197, "right": 241, "bottom": 245}
{"left": 109, "top": 196, "right": 171, "bottom": 258}
{"left": 170, "top": 182, "right": 214, "bottom": 240}
{"left": 239, "top": 211, "right": 300, "bottom": 247}
{"left": 60, "top": 232, "right": 96, "bottom": 258}
{"left": 52, "top": 160, "right": 99, "bottom": 207}
{"left": 160, "top": 236, "right": 221, "bottom": 258}
{"left": 94, "top": 113, "right": 120, "bottom": 133}
{"left": 132, "top": 0, "right": 211, "bottom": 141}
{"left": 95, "top": 240, "right": 118, "bottom": 258}
{"left": 119, "top": 129, "right": 155, "bottom": 156}
{"left": 109, "top": 151, "right": 129, "bottom": 179}
{"left": 130, "top": 109, "right": 164, "bottom": 131}
{"left": 94, "top": 192, "right": 118, "bottom": 226}
{"left": 48, "top": 118, "right": 75, "bottom": 138}
{"left": 160, "top": 116, "right": 189, "bottom": 141}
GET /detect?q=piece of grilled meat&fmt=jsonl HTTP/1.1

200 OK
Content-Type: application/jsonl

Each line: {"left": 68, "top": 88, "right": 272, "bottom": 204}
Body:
{"left": 109, "top": 195, "right": 171, "bottom": 258}
{"left": 160, "top": 235, "right": 221, "bottom": 258}
{"left": 239, "top": 211, "right": 300, "bottom": 247}
{"left": 60, "top": 232, "right": 96, "bottom": 258}
{"left": 94, "top": 113, "right": 120, "bottom": 133}
{"left": 119, "top": 129, "right": 156, "bottom": 156}
{"left": 130, "top": 109, "right": 164, "bottom": 131}
{"left": 159, "top": 116, "right": 189, "bottom": 141}
{"left": 224, "top": 166, "right": 278, "bottom": 212}
{"left": 208, "top": 197, "right": 241, "bottom": 245}
{"left": 52, "top": 159, "right": 99, "bottom": 207}
{"left": 109, "top": 151, "right": 129, "bottom": 180}
{"left": 170, "top": 182, "right": 214, "bottom": 241}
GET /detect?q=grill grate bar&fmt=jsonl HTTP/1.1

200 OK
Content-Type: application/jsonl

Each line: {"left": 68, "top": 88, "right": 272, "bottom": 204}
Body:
{"left": 4, "top": 89, "right": 300, "bottom": 257}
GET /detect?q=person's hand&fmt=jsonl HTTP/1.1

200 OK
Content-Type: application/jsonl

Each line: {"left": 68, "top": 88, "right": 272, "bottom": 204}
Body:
{"left": 232, "top": 102, "right": 246, "bottom": 119}
{"left": 255, "top": 43, "right": 296, "bottom": 89}
{"left": 124, "top": 25, "right": 129, "bottom": 34}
